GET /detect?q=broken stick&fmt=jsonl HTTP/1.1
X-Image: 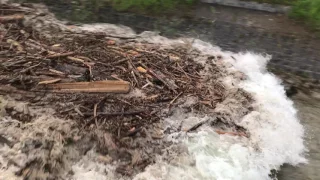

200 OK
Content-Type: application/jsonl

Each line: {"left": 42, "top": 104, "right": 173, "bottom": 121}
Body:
{"left": 38, "top": 78, "right": 61, "bottom": 85}
{"left": 0, "top": 14, "right": 24, "bottom": 23}
{"left": 83, "top": 110, "right": 144, "bottom": 117}
{"left": 148, "top": 69, "right": 178, "bottom": 93}
{"left": 47, "top": 52, "right": 74, "bottom": 59}
{"left": 185, "top": 119, "right": 209, "bottom": 132}
{"left": 46, "top": 80, "right": 130, "bottom": 93}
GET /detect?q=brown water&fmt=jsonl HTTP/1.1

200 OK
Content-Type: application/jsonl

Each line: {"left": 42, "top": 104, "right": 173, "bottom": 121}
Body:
{"left": 7, "top": 1, "right": 320, "bottom": 179}
{"left": 277, "top": 93, "right": 320, "bottom": 180}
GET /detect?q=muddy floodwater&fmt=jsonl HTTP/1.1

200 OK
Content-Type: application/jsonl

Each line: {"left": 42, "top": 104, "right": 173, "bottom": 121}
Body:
{"left": 278, "top": 93, "right": 320, "bottom": 180}
{"left": 4, "top": 1, "right": 320, "bottom": 179}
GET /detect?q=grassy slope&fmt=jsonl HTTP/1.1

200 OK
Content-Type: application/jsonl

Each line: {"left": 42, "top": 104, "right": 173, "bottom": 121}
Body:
{"left": 240, "top": 0, "right": 295, "bottom": 6}
{"left": 243, "top": 0, "right": 320, "bottom": 31}
{"left": 111, "top": 0, "right": 195, "bottom": 12}
{"left": 290, "top": 0, "right": 320, "bottom": 31}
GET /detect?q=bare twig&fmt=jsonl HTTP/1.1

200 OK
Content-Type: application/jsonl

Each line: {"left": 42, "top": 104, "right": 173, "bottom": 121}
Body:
{"left": 38, "top": 78, "right": 61, "bottom": 85}
{"left": 47, "top": 52, "right": 74, "bottom": 59}
{"left": 84, "top": 110, "right": 144, "bottom": 117}
{"left": 112, "top": 58, "right": 128, "bottom": 65}
{"left": 20, "top": 62, "right": 41, "bottom": 73}
{"left": 186, "top": 119, "right": 210, "bottom": 132}
{"left": 169, "top": 92, "right": 183, "bottom": 106}
{"left": 94, "top": 103, "right": 98, "bottom": 128}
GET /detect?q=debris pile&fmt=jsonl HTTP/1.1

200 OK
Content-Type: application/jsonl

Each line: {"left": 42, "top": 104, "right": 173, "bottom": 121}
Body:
{"left": 0, "top": 2, "right": 253, "bottom": 179}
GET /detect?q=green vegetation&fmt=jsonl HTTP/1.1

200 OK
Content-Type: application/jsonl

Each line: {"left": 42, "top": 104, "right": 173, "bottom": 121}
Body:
{"left": 244, "top": 0, "right": 320, "bottom": 31}
{"left": 16, "top": 0, "right": 320, "bottom": 31}
{"left": 241, "top": 0, "right": 296, "bottom": 6}
{"left": 290, "top": 0, "right": 320, "bottom": 31}
{"left": 111, "top": 0, "right": 196, "bottom": 12}
{"left": 16, "top": 0, "right": 196, "bottom": 22}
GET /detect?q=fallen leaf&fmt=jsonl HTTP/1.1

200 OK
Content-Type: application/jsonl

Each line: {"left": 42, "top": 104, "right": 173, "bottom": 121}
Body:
{"left": 145, "top": 94, "right": 160, "bottom": 100}
{"left": 127, "top": 50, "right": 139, "bottom": 56}
{"left": 199, "top": 100, "right": 212, "bottom": 107}
{"left": 169, "top": 54, "right": 180, "bottom": 62}
{"left": 137, "top": 66, "right": 147, "bottom": 73}
{"left": 129, "top": 127, "right": 136, "bottom": 132}
{"left": 7, "top": 39, "right": 23, "bottom": 52}
{"left": 107, "top": 40, "right": 116, "bottom": 45}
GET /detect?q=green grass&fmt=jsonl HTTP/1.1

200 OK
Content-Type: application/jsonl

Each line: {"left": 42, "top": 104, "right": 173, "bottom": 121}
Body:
{"left": 15, "top": 0, "right": 320, "bottom": 31}
{"left": 240, "top": 0, "right": 296, "bottom": 6}
{"left": 112, "top": 0, "right": 320, "bottom": 31}
{"left": 243, "top": 0, "right": 320, "bottom": 31}
{"left": 16, "top": 0, "right": 197, "bottom": 22}
{"left": 290, "top": 0, "right": 320, "bottom": 31}
{"left": 111, "top": 0, "right": 195, "bottom": 12}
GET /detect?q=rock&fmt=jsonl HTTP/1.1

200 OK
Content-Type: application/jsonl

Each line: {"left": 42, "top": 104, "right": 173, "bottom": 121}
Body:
{"left": 0, "top": 135, "right": 13, "bottom": 147}
{"left": 285, "top": 85, "right": 298, "bottom": 97}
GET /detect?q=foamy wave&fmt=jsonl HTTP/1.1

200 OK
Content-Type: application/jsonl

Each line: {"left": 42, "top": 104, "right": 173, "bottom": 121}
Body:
{"left": 133, "top": 40, "right": 306, "bottom": 180}
{"left": 0, "top": 18, "right": 305, "bottom": 179}
{"left": 75, "top": 24, "right": 307, "bottom": 179}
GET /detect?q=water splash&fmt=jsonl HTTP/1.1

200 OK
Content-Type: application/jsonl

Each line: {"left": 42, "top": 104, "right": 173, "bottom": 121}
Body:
{"left": 0, "top": 18, "right": 306, "bottom": 179}
{"left": 133, "top": 40, "right": 306, "bottom": 180}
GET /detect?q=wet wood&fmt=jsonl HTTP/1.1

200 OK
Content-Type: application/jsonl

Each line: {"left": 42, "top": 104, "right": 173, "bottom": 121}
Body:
{"left": 185, "top": 119, "right": 209, "bottom": 132}
{"left": 0, "top": 14, "right": 24, "bottom": 22}
{"left": 38, "top": 78, "right": 61, "bottom": 85}
{"left": 83, "top": 110, "right": 144, "bottom": 117}
{"left": 47, "top": 80, "right": 131, "bottom": 93}
{"left": 47, "top": 52, "right": 74, "bottom": 59}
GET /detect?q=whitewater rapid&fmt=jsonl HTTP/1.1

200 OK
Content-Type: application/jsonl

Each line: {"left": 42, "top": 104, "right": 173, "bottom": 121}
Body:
{"left": 64, "top": 24, "right": 308, "bottom": 179}
{"left": 129, "top": 40, "right": 306, "bottom": 180}
{"left": 0, "top": 9, "right": 307, "bottom": 178}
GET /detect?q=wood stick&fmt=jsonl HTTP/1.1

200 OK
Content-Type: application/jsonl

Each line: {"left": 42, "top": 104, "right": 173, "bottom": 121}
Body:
{"left": 169, "top": 92, "right": 183, "bottom": 105}
{"left": 47, "top": 52, "right": 74, "bottom": 59}
{"left": 38, "top": 78, "right": 61, "bottom": 85}
{"left": 67, "top": 56, "right": 85, "bottom": 63}
{"left": 148, "top": 69, "right": 178, "bottom": 93}
{"left": 46, "top": 80, "right": 130, "bottom": 93}
{"left": 112, "top": 58, "right": 128, "bottom": 65}
{"left": 84, "top": 110, "right": 144, "bottom": 117}
{"left": 20, "top": 63, "right": 41, "bottom": 73}
{"left": 0, "top": 14, "right": 24, "bottom": 22}
{"left": 94, "top": 103, "right": 98, "bottom": 128}
{"left": 185, "top": 119, "right": 209, "bottom": 132}
{"left": 215, "top": 130, "right": 248, "bottom": 137}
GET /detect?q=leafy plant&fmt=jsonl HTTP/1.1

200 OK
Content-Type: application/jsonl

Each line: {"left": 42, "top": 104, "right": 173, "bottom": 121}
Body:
{"left": 290, "top": 0, "right": 320, "bottom": 30}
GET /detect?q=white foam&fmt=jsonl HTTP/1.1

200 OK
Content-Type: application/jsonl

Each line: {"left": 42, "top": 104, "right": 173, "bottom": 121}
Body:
{"left": 75, "top": 23, "right": 307, "bottom": 179}
{"left": 133, "top": 42, "right": 306, "bottom": 180}
{"left": 6, "top": 18, "right": 306, "bottom": 179}
{"left": 71, "top": 150, "right": 122, "bottom": 180}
